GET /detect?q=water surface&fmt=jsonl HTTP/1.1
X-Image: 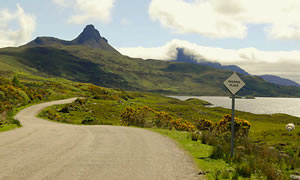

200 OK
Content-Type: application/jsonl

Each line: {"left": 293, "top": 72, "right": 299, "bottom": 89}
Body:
{"left": 170, "top": 96, "right": 300, "bottom": 118}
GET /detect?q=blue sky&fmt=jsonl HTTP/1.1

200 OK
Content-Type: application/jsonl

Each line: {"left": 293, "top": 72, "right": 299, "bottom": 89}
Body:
{"left": 2, "top": 0, "right": 300, "bottom": 82}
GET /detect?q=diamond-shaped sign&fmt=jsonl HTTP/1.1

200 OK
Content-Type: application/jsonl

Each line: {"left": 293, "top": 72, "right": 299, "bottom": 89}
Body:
{"left": 224, "top": 72, "right": 245, "bottom": 95}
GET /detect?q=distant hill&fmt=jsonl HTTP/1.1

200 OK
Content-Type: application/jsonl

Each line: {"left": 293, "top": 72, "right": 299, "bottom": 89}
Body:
{"left": 174, "top": 48, "right": 300, "bottom": 87}
{"left": 174, "top": 48, "right": 250, "bottom": 75}
{"left": 258, "top": 75, "right": 300, "bottom": 87}
{"left": 1, "top": 25, "right": 300, "bottom": 97}
{"left": 26, "top": 24, "right": 119, "bottom": 53}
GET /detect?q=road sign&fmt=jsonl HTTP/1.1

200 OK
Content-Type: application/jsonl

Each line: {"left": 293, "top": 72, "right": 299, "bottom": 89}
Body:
{"left": 223, "top": 72, "right": 246, "bottom": 156}
{"left": 223, "top": 72, "right": 245, "bottom": 95}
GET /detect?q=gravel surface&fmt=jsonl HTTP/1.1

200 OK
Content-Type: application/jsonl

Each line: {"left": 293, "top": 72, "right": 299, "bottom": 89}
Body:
{"left": 0, "top": 98, "right": 201, "bottom": 180}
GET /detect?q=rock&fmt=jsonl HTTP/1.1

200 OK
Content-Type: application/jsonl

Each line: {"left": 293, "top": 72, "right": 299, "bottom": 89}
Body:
{"left": 290, "top": 175, "right": 300, "bottom": 180}
{"left": 191, "top": 130, "right": 202, "bottom": 141}
{"left": 198, "top": 170, "right": 206, "bottom": 175}
{"left": 268, "top": 146, "right": 276, "bottom": 150}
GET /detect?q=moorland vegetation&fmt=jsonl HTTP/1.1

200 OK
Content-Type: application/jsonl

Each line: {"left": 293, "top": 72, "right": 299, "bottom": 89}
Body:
{"left": 39, "top": 84, "right": 300, "bottom": 179}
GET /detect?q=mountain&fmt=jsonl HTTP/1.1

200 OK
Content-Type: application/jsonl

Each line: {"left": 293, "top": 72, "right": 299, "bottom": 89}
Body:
{"left": 1, "top": 25, "right": 300, "bottom": 97}
{"left": 174, "top": 48, "right": 250, "bottom": 75}
{"left": 26, "top": 24, "right": 118, "bottom": 53}
{"left": 174, "top": 48, "right": 300, "bottom": 87}
{"left": 258, "top": 75, "right": 300, "bottom": 87}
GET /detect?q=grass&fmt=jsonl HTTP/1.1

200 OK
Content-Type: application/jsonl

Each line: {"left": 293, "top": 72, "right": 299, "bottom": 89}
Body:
{"left": 0, "top": 124, "right": 18, "bottom": 132}
{"left": 39, "top": 92, "right": 300, "bottom": 153}
{"left": 0, "top": 71, "right": 87, "bottom": 132}
{"left": 149, "top": 128, "right": 231, "bottom": 179}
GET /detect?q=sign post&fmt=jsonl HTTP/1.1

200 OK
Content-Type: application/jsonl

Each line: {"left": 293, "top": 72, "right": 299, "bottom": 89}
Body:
{"left": 223, "top": 72, "right": 245, "bottom": 156}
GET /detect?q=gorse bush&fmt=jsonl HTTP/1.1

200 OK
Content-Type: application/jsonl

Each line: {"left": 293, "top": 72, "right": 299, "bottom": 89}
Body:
{"left": 199, "top": 114, "right": 299, "bottom": 179}
{"left": 120, "top": 106, "right": 196, "bottom": 131}
{"left": 0, "top": 76, "right": 54, "bottom": 126}
{"left": 170, "top": 118, "right": 196, "bottom": 132}
{"left": 121, "top": 106, "right": 156, "bottom": 127}
{"left": 214, "top": 114, "right": 251, "bottom": 138}
{"left": 154, "top": 111, "right": 172, "bottom": 128}
{"left": 195, "top": 118, "right": 213, "bottom": 131}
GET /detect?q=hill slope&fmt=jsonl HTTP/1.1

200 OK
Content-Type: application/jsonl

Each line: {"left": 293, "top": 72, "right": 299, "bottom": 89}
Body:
{"left": 259, "top": 75, "right": 300, "bottom": 87}
{"left": 1, "top": 25, "right": 300, "bottom": 97}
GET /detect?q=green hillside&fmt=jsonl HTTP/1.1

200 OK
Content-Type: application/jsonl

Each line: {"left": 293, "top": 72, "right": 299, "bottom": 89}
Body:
{"left": 1, "top": 25, "right": 300, "bottom": 97}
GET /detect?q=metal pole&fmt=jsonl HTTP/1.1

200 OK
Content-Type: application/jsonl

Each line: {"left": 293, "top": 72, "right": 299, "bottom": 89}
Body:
{"left": 231, "top": 94, "right": 235, "bottom": 157}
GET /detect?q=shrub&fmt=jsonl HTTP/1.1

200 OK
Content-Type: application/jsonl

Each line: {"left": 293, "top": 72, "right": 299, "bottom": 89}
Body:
{"left": 170, "top": 118, "right": 195, "bottom": 132}
{"left": 236, "top": 162, "right": 252, "bottom": 177}
{"left": 82, "top": 116, "right": 96, "bottom": 125}
{"left": 195, "top": 118, "right": 213, "bottom": 131}
{"left": 0, "top": 91, "right": 5, "bottom": 100}
{"left": 153, "top": 111, "right": 173, "bottom": 128}
{"left": 215, "top": 114, "right": 251, "bottom": 138}
{"left": 12, "top": 76, "right": 21, "bottom": 87}
{"left": 121, "top": 106, "right": 156, "bottom": 127}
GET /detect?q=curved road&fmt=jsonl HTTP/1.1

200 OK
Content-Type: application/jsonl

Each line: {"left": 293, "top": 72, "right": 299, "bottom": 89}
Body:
{"left": 0, "top": 98, "right": 200, "bottom": 180}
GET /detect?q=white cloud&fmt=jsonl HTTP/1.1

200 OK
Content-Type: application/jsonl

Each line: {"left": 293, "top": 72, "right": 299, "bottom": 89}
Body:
{"left": 0, "top": 4, "right": 36, "bottom": 48}
{"left": 117, "top": 39, "right": 300, "bottom": 83}
{"left": 52, "top": 0, "right": 68, "bottom": 7}
{"left": 149, "top": 0, "right": 300, "bottom": 40}
{"left": 53, "top": 0, "right": 115, "bottom": 24}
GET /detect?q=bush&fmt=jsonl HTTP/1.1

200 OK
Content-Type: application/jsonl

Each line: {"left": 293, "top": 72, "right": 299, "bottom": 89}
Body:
{"left": 170, "top": 118, "right": 195, "bottom": 132}
{"left": 82, "top": 116, "right": 96, "bottom": 125}
{"left": 195, "top": 118, "right": 213, "bottom": 131}
{"left": 215, "top": 114, "right": 251, "bottom": 138}
{"left": 153, "top": 111, "right": 173, "bottom": 128}
{"left": 121, "top": 106, "right": 156, "bottom": 127}
{"left": 0, "top": 91, "right": 5, "bottom": 100}
{"left": 236, "top": 162, "right": 252, "bottom": 177}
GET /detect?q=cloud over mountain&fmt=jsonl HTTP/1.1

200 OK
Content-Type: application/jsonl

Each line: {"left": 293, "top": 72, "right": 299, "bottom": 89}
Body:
{"left": 117, "top": 39, "right": 300, "bottom": 83}
{"left": 149, "top": 0, "right": 300, "bottom": 40}
{"left": 0, "top": 4, "right": 36, "bottom": 48}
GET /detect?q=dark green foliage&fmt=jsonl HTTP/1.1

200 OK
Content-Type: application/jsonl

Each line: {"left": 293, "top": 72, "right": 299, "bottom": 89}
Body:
{"left": 81, "top": 116, "right": 96, "bottom": 125}
{"left": 12, "top": 76, "right": 21, "bottom": 87}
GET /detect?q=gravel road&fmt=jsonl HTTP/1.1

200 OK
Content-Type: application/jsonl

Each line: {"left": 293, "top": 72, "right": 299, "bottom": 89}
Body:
{"left": 0, "top": 98, "right": 201, "bottom": 180}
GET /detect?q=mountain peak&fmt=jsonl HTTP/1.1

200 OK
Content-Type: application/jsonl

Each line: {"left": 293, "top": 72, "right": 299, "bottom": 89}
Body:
{"left": 25, "top": 24, "right": 118, "bottom": 53}
{"left": 75, "top": 24, "right": 102, "bottom": 44}
{"left": 71, "top": 24, "right": 117, "bottom": 52}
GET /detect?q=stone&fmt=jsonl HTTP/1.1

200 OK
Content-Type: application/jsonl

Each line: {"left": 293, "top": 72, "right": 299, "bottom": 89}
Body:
{"left": 290, "top": 175, "right": 300, "bottom": 180}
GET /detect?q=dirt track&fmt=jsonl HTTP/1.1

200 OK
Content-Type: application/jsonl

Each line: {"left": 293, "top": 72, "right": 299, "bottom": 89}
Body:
{"left": 0, "top": 98, "right": 200, "bottom": 180}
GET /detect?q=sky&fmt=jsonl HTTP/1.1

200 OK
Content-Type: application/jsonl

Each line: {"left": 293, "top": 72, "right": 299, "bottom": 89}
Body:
{"left": 1, "top": 0, "right": 300, "bottom": 83}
